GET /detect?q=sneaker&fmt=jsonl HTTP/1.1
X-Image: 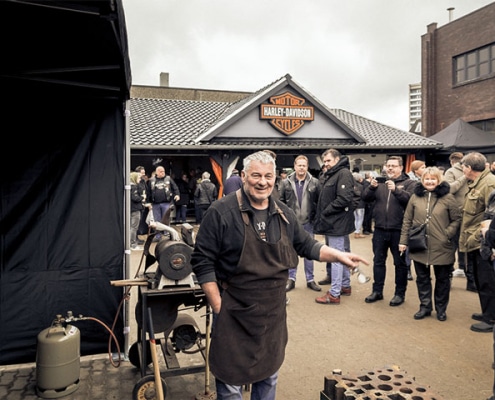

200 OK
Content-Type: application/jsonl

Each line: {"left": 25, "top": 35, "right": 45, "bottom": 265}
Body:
{"left": 131, "top": 245, "right": 144, "bottom": 251}
{"left": 453, "top": 269, "right": 466, "bottom": 277}
{"left": 315, "top": 293, "right": 340, "bottom": 305}
{"left": 341, "top": 287, "right": 352, "bottom": 296}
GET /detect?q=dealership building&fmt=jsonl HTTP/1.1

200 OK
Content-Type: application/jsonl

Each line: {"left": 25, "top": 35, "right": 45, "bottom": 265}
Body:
{"left": 130, "top": 73, "right": 441, "bottom": 190}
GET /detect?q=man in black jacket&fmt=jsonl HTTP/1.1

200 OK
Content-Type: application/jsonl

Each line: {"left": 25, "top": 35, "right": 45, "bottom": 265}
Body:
{"left": 194, "top": 171, "right": 218, "bottom": 223}
{"left": 148, "top": 165, "right": 180, "bottom": 240}
{"left": 362, "top": 156, "right": 416, "bottom": 306}
{"left": 314, "top": 149, "right": 356, "bottom": 305}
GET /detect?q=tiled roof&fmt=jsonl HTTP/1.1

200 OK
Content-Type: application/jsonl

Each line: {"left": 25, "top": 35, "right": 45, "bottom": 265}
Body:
{"left": 330, "top": 109, "right": 442, "bottom": 149}
{"left": 130, "top": 92, "right": 442, "bottom": 151}
{"left": 130, "top": 98, "right": 229, "bottom": 146}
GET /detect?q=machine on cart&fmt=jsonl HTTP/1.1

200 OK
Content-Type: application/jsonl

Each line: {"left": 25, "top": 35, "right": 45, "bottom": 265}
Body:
{"left": 128, "top": 224, "right": 215, "bottom": 400}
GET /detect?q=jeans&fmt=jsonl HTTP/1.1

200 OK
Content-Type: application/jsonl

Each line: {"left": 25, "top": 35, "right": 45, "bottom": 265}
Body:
{"left": 215, "top": 372, "right": 278, "bottom": 400}
{"left": 363, "top": 202, "right": 374, "bottom": 233}
{"left": 325, "top": 235, "right": 351, "bottom": 297}
{"left": 130, "top": 210, "right": 141, "bottom": 246}
{"left": 371, "top": 227, "right": 408, "bottom": 297}
{"left": 197, "top": 204, "right": 211, "bottom": 223}
{"left": 354, "top": 208, "right": 364, "bottom": 233}
{"left": 175, "top": 204, "right": 187, "bottom": 223}
{"left": 325, "top": 235, "right": 350, "bottom": 278}
{"left": 288, "top": 223, "right": 315, "bottom": 282}
{"left": 152, "top": 202, "right": 171, "bottom": 238}
{"left": 152, "top": 202, "right": 171, "bottom": 224}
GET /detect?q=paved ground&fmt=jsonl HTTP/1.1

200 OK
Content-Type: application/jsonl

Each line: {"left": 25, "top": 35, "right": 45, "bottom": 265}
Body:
{"left": 1, "top": 231, "right": 494, "bottom": 399}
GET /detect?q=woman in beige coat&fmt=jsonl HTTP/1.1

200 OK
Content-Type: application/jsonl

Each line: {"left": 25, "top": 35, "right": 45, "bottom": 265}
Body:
{"left": 400, "top": 167, "right": 461, "bottom": 321}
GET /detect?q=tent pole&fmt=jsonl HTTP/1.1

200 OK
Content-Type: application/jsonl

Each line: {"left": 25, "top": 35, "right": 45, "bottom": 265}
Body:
{"left": 123, "top": 100, "right": 131, "bottom": 359}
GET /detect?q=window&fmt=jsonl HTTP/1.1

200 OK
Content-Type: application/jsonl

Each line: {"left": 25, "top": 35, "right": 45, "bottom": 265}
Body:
{"left": 454, "top": 42, "right": 495, "bottom": 84}
{"left": 471, "top": 119, "right": 495, "bottom": 132}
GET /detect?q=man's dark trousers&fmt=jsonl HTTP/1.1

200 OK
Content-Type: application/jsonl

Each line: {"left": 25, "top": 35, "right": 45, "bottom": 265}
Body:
{"left": 471, "top": 251, "right": 495, "bottom": 324}
{"left": 371, "top": 227, "right": 408, "bottom": 297}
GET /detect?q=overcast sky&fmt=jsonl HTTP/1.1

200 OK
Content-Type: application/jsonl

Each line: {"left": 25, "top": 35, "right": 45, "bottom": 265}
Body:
{"left": 122, "top": 0, "right": 493, "bottom": 131}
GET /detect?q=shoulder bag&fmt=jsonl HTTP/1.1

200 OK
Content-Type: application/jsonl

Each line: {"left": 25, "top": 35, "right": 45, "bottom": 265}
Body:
{"left": 408, "top": 198, "right": 438, "bottom": 253}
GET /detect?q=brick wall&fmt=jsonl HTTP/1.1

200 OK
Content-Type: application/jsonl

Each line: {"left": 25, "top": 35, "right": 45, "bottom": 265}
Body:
{"left": 421, "top": 3, "right": 495, "bottom": 136}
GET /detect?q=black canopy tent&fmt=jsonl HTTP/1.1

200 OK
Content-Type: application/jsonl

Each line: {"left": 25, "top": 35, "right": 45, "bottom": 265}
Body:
{"left": 0, "top": 0, "right": 131, "bottom": 364}
{"left": 428, "top": 118, "right": 495, "bottom": 153}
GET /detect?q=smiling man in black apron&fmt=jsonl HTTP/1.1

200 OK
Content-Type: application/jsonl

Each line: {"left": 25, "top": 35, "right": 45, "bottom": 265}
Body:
{"left": 191, "top": 150, "right": 368, "bottom": 400}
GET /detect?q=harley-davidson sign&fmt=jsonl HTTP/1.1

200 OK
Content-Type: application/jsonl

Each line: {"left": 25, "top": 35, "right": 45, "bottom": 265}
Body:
{"left": 260, "top": 92, "right": 314, "bottom": 135}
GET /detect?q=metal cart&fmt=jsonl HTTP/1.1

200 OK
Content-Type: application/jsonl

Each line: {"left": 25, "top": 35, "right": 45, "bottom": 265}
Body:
{"left": 130, "top": 274, "right": 215, "bottom": 400}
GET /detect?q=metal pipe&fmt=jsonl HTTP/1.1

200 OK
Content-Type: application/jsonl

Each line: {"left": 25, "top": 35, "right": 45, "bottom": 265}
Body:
{"left": 447, "top": 7, "right": 455, "bottom": 22}
{"left": 123, "top": 100, "right": 131, "bottom": 359}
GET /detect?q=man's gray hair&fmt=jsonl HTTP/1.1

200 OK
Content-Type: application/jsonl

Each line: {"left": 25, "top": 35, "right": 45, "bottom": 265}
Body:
{"left": 352, "top": 172, "right": 363, "bottom": 182}
{"left": 202, "top": 171, "right": 210, "bottom": 180}
{"left": 462, "top": 152, "right": 487, "bottom": 172}
{"left": 243, "top": 151, "right": 277, "bottom": 174}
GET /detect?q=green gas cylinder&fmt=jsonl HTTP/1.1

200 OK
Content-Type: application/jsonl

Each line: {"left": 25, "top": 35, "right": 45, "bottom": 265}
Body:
{"left": 36, "top": 316, "right": 80, "bottom": 399}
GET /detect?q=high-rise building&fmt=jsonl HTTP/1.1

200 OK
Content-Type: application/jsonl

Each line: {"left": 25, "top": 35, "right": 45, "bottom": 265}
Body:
{"left": 409, "top": 83, "right": 422, "bottom": 131}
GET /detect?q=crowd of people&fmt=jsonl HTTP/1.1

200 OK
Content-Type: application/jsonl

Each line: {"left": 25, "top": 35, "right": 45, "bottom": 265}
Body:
{"left": 131, "top": 149, "right": 495, "bottom": 400}
{"left": 128, "top": 164, "right": 223, "bottom": 248}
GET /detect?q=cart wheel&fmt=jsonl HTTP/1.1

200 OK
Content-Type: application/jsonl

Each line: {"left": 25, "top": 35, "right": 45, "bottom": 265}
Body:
{"left": 129, "top": 341, "right": 152, "bottom": 368}
{"left": 132, "top": 375, "right": 168, "bottom": 400}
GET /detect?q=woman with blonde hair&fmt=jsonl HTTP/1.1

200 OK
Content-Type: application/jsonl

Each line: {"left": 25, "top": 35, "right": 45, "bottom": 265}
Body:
{"left": 399, "top": 167, "right": 461, "bottom": 321}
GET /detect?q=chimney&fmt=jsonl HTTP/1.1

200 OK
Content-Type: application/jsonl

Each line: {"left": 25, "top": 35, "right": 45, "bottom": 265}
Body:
{"left": 447, "top": 7, "right": 455, "bottom": 22}
{"left": 160, "top": 72, "right": 170, "bottom": 87}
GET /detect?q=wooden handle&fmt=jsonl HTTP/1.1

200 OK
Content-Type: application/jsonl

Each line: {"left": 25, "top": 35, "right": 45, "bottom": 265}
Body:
{"left": 110, "top": 279, "right": 148, "bottom": 287}
{"left": 150, "top": 338, "right": 164, "bottom": 400}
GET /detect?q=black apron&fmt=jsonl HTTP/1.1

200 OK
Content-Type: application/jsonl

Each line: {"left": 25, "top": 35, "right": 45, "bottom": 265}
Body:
{"left": 209, "top": 193, "right": 298, "bottom": 385}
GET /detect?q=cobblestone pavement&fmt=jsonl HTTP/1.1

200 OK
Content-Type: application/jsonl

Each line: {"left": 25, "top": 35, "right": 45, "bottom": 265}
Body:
{"left": 1, "top": 231, "right": 493, "bottom": 399}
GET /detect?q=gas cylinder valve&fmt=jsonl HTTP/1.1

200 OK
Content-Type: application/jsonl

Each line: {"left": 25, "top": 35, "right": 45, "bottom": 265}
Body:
{"left": 53, "top": 311, "right": 88, "bottom": 326}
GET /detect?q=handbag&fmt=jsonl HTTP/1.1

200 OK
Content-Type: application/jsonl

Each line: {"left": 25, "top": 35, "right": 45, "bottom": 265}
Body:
{"left": 407, "top": 198, "right": 439, "bottom": 253}
{"left": 408, "top": 223, "right": 428, "bottom": 252}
